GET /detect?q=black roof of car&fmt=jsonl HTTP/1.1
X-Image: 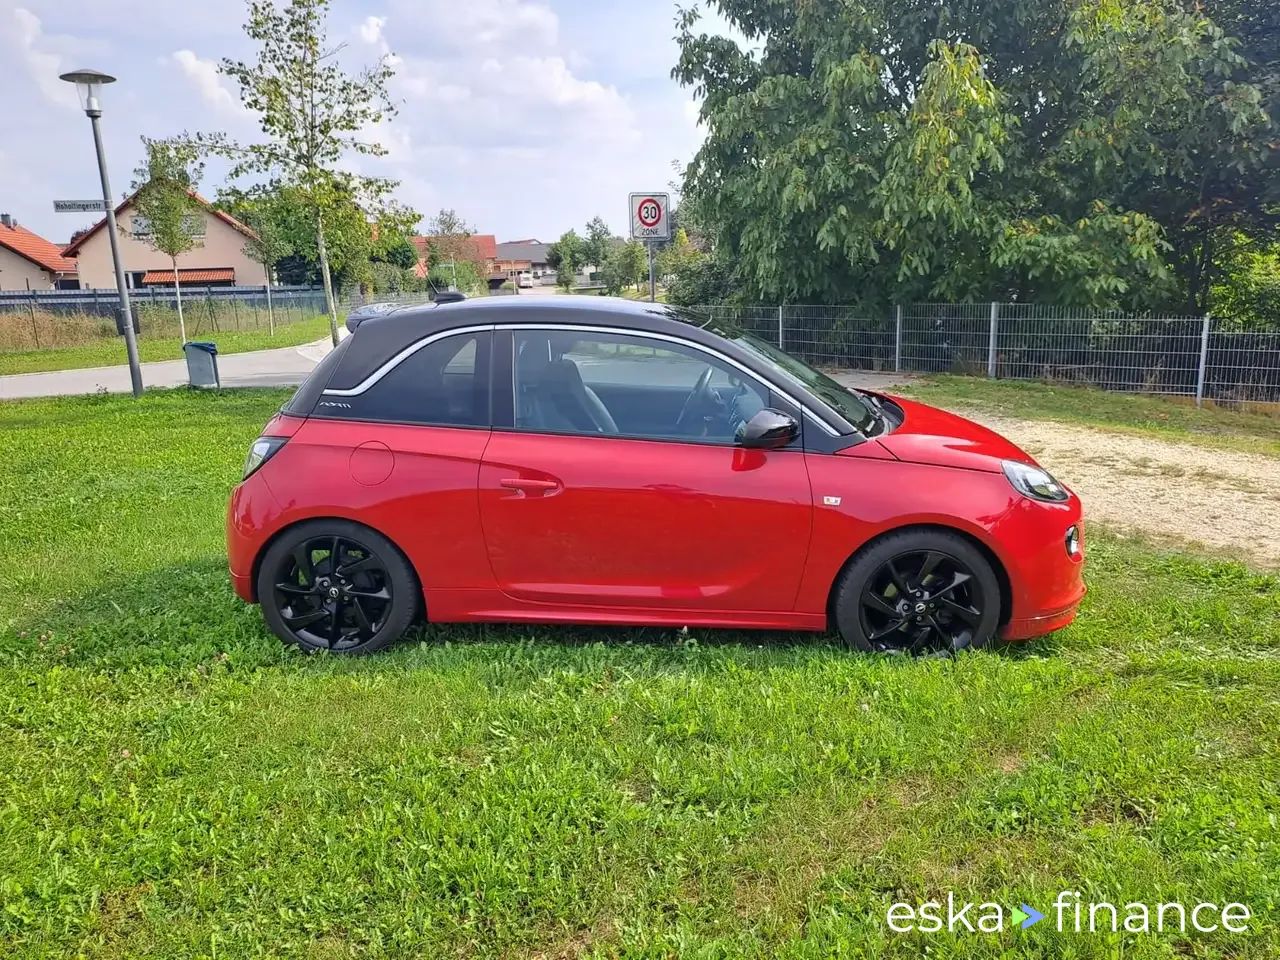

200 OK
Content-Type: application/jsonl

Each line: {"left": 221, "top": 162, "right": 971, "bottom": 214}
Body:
{"left": 327, "top": 296, "right": 722, "bottom": 392}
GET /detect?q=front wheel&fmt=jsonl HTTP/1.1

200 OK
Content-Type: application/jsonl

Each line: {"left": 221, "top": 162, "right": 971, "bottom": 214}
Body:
{"left": 833, "top": 530, "right": 1000, "bottom": 655}
{"left": 256, "top": 519, "right": 419, "bottom": 655}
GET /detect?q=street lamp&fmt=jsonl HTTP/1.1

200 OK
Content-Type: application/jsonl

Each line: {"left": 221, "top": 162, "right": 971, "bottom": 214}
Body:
{"left": 60, "top": 68, "right": 143, "bottom": 397}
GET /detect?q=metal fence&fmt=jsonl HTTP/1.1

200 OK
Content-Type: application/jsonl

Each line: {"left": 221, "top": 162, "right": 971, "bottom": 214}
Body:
{"left": 692, "top": 303, "right": 1280, "bottom": 412}
{"left": 0, "top": 284, "right": 328, "bottom": 320}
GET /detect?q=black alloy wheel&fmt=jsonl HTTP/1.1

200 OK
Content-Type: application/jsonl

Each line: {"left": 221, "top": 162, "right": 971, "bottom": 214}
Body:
{"left": 256, "top": 520, "right": 418, "bottom": 654}
{"left": 834, "top": 530, "right": 1001, "bottom": 655}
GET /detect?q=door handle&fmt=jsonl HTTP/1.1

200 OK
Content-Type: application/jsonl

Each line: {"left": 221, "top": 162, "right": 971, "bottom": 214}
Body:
{"left": 499, "top": 477, "right": 560, "bottom": 492}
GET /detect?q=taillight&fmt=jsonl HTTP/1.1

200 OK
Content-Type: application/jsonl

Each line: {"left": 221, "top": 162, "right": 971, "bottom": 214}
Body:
{"left": 243, "top": 437, "right": 287, "bottom": 479}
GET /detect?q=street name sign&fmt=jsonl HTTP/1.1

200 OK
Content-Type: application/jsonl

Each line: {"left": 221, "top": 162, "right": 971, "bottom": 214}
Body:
{"left": 53, "top": 200, "right": 108, "bottom": 213}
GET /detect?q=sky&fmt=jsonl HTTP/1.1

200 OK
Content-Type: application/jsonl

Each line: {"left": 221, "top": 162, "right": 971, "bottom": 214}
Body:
{"left": 1, "top": 0, "right": 730, "bottom": 245}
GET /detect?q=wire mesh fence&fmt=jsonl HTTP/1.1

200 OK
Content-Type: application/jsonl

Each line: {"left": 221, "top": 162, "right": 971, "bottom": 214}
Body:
{"left": 1206, "top": 330, "right": 1280, "bottom": 410}
{"left": 690, "top": 302, "right": 1280, "bottom": 414}
{"left": 900, "top": 303, "right": 994, "bottom": 376}
{"left": 0, "top": 285, "right": 329, "bottom": 352}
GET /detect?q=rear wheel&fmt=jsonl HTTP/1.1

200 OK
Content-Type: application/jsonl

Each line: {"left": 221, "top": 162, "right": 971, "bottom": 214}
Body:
{"left": 833, "top": 529, "right": 1000, "bottom": 655}
{"left": 256, "top": 520, "right": 418, "bottom": 655}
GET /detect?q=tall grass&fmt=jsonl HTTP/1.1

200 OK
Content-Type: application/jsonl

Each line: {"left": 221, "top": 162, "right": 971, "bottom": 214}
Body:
{"left": 0, "top": 298, "right": 320, "bottom": 353}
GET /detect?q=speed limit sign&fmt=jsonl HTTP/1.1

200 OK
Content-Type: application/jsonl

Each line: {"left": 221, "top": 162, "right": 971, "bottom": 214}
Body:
{"left": 629, "top": 193, "right": 671, "bottom": 241}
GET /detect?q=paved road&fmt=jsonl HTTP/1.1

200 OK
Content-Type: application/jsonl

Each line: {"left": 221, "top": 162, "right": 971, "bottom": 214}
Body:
{"left": 0, "top": 335, "right": 342, "bottom": 400}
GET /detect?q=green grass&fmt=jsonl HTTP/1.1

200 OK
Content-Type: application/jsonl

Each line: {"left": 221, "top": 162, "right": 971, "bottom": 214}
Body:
{"left": 1, "top": 390, "right": 1277, "bottom": 958}
{"left": 900, "top": 375, "right": 1280, "bottom": 456}
{"left": 0, "top": 315, "right": 333, "bottom": 376}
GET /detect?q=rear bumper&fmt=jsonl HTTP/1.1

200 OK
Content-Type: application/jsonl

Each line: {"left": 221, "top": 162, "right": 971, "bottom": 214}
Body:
{"left": 227, "top": 472, "right": 281, "bottom": 604}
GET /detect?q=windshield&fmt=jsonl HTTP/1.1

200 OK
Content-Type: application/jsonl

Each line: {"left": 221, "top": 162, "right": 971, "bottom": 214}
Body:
{"left": 713, "top": 327, "right": 881, "bottom": 435}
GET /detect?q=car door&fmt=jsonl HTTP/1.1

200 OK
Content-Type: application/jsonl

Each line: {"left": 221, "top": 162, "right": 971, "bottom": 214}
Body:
{"left": 306, "top": 329, "right": 496, "bottom": 597}
{"left": 477, "top": 327, "right": 814, "bottom": 612}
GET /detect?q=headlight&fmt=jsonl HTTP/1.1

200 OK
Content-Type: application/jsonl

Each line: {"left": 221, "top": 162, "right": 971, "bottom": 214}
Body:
{"left": 1002, "top": 460, "right": 1069, "bottom": 502}
{"left": 244, "top": 437, "right": 287, "bottom": 479}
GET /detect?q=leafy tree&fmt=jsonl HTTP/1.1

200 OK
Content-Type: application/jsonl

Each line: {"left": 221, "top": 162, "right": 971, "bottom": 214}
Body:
{"left": 665, "top": 251, "right": 735, "bottom": 307}
{"left": 424, "top": 209, "right": 482, "bottom": 280}
{"left": 620, "top": 241, "right": 648, "bottom": 292}
{"left": 548, "top": 230, "right": 586, "bottom": 289}
{"left": 130, "top": 138, "right": 205, "bottom": 344}
{"left": 220, "top": 188, "right": 294, "bottom": 334}
{"left": 674, "top": 0, "right": 1275, "bottom": 312}
{"left": 231, "top": 184, "right": 418, "bottom": 296}
{"left": 582, "top": 216, "right": 615, "bottom": 272}
{"left": 197, "top": 0, "right": 401, "bottom": 344}
{"left": 429, "top": 260, "right": 486, "bottom": 296}
{"left": 1211, "top": 233, "right": 1280, "bottom": 330}
{"left": 598, "top": 254, "right": 628, "bottom": 296}
{"left": 656, "top": 228, "right": 699, "bottom": 283}
{"left": 377, "top": 238, "right": 418, "bottom": 271}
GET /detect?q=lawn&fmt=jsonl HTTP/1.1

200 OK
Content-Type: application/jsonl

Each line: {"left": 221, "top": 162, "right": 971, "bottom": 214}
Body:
{"left": 0, "top": 315, "right": 333, "bottom": 376}
{"left": 900, "top": 375, "right": 1280, "bottom": 456}
{"left": 1, "top": 390, "right": 1277, "bottom": 959}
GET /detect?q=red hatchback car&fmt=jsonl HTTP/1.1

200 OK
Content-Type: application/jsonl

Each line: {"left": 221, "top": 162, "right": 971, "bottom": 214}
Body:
{"left": 228, "top": 296, "right": 1084, "bottom": 655}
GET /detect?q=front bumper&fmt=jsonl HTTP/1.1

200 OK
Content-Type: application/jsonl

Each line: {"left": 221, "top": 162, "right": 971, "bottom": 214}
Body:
{"left": 996, "top": 502, "right": 1086, "bottom": 642}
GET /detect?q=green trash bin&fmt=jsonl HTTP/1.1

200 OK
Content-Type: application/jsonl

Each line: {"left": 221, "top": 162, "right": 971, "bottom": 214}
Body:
{"left": 183, "top": 341, "right": 220, "bottom": 389}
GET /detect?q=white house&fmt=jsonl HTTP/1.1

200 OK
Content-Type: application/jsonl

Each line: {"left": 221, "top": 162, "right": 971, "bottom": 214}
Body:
{"left": 64, "top": 192, "right": 267, "bottom": 289}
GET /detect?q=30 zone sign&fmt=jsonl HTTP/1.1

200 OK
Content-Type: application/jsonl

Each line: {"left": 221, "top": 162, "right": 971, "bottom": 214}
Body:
{"left": 629, "top": 193, "right": 671, "bottom": 241}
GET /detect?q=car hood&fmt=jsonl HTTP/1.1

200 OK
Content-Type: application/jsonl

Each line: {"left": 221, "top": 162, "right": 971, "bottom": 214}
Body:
{"left": 870, "top": 395, "right": 1036, "bottom": 473}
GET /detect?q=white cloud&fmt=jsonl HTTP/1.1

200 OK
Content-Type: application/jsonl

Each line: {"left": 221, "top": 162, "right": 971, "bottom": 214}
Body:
{"left": 0, "top": 0, "right": 710, "bottom": 242}
{"left": 401, "top": 0, "right": 559, "bottom": 51}
{"left": 9, "top": 7, "right": 80, "bottom": 109}
{"left": 168, "top": 49, "right": 244, "bottom": 118}
{"left": 359, "top": 15, "right": 386, "bottom": 46}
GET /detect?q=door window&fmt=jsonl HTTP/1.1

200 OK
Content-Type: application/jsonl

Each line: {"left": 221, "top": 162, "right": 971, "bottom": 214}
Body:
{"left": 331, "top": 331, "right": 491, "bottom": 426}
{"left": 512, "top": 330, "right": 768, "bottom": 444}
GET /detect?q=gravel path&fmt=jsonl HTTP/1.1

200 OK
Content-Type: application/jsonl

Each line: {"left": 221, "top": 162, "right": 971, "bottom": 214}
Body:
{"left": 963, "top": 412, "right": 1280, "bottom": 569}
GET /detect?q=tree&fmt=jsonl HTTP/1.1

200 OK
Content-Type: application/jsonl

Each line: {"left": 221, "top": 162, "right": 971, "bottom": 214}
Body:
{"left": 221, "top": 188, "right": 294, "bottom": 334}
{"left": 130, "top": 137, "right": 205, "bottom": 344}
{"left": 198, "top": 0, "right": 401, "bottom": 345}
{"left": 665, "top": 251, "right": 735, "bottom": 307}
{"left": 429, "top": 260, "right": 486, "bottom": 296}
{"left": 582, "top": 216, "right": 614, "bottom": 272}
{"left": 424, "top": 209, "right": 481, "bottom": 285}
{"left": 378, "top": 238, "right": 418, "bottom": 271}
{"left": 1211, "top": 233, "right": 1280, "bottom": 330}
{"left": 597, "top": 241, "right": 648, "bottom": 295}
{"left": 620, "top": 241, "right": 648, "bottom": 292}
{"left": 548, "top": 230, "right": 586, "bottom": 289}
{"left": 225, "top": 183, "right": 418, "bottom": 298}
{"left": 657, "top": 228, "right": 699, "bottom": 283}
{"left": 674, "top": 0, "right": 1275, "bottom": 312}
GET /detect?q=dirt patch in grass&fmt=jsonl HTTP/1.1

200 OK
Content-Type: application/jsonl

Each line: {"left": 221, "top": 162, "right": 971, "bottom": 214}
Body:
{"left": 963, "top": 412, "right": 1280, "bottom": 569}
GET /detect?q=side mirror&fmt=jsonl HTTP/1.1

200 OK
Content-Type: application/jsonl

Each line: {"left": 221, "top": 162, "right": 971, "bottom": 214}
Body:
{"left": 739, "top": 408, "right": 799, "bottom": 450}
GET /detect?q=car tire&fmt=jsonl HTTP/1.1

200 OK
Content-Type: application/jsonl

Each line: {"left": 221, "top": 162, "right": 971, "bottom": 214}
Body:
{"left": 256, "top": 519, "right": 419, "bottom": 655}
{"left": 833, "top": 529, "right": 1001, "bottom": 655}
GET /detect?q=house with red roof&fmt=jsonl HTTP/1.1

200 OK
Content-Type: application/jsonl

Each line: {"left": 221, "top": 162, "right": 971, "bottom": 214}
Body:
{"left": 0, "top": 213, "right": 78, "bottom": 290}
{"left": 62, "top": 191, "right": 267, "bottom": 290}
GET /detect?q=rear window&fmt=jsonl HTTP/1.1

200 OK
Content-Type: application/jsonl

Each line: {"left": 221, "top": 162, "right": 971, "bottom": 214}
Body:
{"left": 282, "top": 337, "right": 353, "bottom": 417}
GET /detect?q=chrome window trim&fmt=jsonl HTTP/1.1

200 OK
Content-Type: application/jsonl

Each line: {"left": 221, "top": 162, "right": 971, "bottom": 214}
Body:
{"left": 322, "top": 324, "right": 495, "bottom": 397}
{"left": 322, "top": 320, "right": 845, "bottom": 437}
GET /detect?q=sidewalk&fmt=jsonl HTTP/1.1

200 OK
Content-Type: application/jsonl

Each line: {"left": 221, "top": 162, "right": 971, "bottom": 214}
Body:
{"left": 0, "top": 333, "right": 344, "bottom": 401}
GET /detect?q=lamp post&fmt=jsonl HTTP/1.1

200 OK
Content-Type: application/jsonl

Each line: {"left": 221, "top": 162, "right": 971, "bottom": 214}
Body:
{"left": 60, "top": 68, "right": 143, "bottom": 397}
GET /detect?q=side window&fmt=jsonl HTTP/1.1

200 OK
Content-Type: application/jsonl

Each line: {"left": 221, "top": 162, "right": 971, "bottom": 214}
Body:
{"left": 513, "top": 330, "right": 767, "bottom": 444}
{"left": 337, "top": 332, "right": 490, "bottom": 426}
